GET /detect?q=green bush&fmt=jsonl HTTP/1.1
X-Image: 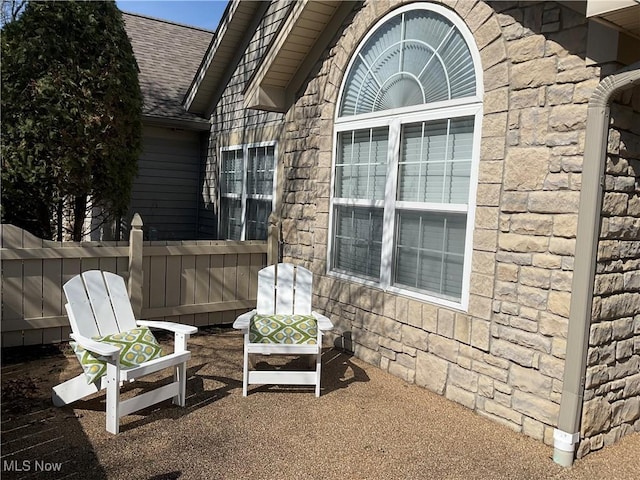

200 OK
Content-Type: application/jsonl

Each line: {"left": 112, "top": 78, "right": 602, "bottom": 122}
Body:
{"left": 1, "top": 0, "right": 142, "bottom": 240}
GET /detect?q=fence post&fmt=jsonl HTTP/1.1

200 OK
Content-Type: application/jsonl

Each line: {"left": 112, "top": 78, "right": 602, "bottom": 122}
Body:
{"left": 128, "top": 213, "right": 143, "bottom": 317}
{"left": 267, "top": 213, "right": 280, "bottom": 265}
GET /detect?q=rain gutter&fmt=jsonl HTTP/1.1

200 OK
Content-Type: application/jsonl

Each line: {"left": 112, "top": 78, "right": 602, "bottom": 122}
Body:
{"left": 554, "top": 61, "right": 640, "bottom": 467}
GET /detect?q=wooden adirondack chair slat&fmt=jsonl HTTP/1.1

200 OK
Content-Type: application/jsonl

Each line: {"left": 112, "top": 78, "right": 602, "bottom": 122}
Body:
{"left": 233, "top": 263, "right": 333, "bottom": 397}
{"left": 52, "top": 270, "right": 197, "bottom": 434}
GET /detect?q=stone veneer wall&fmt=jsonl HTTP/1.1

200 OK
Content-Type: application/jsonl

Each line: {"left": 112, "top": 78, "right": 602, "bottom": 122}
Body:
{"left": 277, "top": 0, "right": 610, "bottom": 450}
{"left": 579, "top": 86, "right": 640, "bottom": 457}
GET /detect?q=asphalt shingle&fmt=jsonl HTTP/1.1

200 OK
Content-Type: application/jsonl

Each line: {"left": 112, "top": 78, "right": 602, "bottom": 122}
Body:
{"left": 122, "top": 12, "right": 214, "bottom": 121}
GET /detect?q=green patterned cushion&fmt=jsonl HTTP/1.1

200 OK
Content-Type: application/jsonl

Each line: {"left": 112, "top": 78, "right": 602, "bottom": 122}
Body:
{"left": 71, "top": 326, "right": 163, "bottom": 384}
{"left": 249, "top": 314, "right": 318, "bottom": 345}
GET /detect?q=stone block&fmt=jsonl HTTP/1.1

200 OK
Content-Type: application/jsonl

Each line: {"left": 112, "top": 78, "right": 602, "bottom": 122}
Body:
{"left": 508, "top": 35, "right": 545, "bottom": 63}
{"left": 484, "top": 61, "right": 509, "bottom": 91}
{"left": 509, "top": 364, "right": 552, "bottom": 395}
{"left": 512, "top": 389, "right": 560, "bottom": 425}
{"left": 472, "top": 359, "right": 509, "bottom": 383}
{"left": 388, "top": 361, "right": 415, "bottom": 383}
{"left": 519, "top": 108, "right": 549, "bottom": 146}
{"left": 471, "top": 273, "right": 495, "bottom": 298}
{"left": 518, "top": 285, "right": 548, "bottom": 309}
{"left": 511, "top": 57, "right": 557, "bottom": 90}
{"left": 475, "top": 206, "right": 500, "bottom": 230}
{"left": 474, "top": 17, "right": 502, "bottom": 50}
{"left": 484, "top": 398, "right": 523, "bottom": 425}
{"left": 429, "top": 334, "right": 460, "bottom": 362}
{"left": 491, "top": 339, "right": 535, "bottom": 367}
{"left": 473, "top": 229, "right": 498, "bottom": 252}
{"left": 470, "top": 318, "right": 491, "bottom": 352}
{"left": 496, "top": 324, "right": 552, "bottom": 353}
{"left": 496, "top": 263, "right": 519, "bottom": 282}
{"left": 549, "top": 104, "right": 588, "bottom": 132}
{"left": 581, "top": 398, "right": 612, "bottom": 436}
{"left": 354, "top": 343, "right": 381, "bottom": 367}
{"left": 454, "top": 314, "right": 471, "bottom": 344}
{"left": 539, "top": 353, "right": 565, "bottom": 380}
{"left": 437, "top": 309, "right": 455, "bottom": 338}
{"left": 445, "top": 384, "right": 476, "bottom": 409}
{"left": 501, "top": 192, "right": 529, "bottom": 213}
{"left": 539, "top": 312, "right": 568, "bottom": 338}
{"left": 547, "top": 290, "right": 571, "bottom": 317}
{"left": 532, "top": 253, "right": 562, "bottom": 269}
{"left": 520, "top": 266, "right": 551, "bottom": 288}
{"left": 407, "top": 300, "right": 423, "bottom": 328}
{"left": 480, "top": 39, "right": 508, "bottom": 70}
{"left": 482, "top": 112, "right": 508, "bottom": 138}
{"left": 504, "top": 147, "right": 550, "bottom": 191}
{"left": 422, "top": 303, "right": 438, "bottom": 332}
{"left": 528, "top": 191, "right": 580, "bottom": 214}
{"left": 449, "top": 364, "right": 479, "bottom": 393}
{"left": 416, "top": 350, "right": 448, "bottom": 394}
{"left": 469, "top": 294, "right": 493, "bottom": 320}
{"left": 552, "top": 214, "right": 578, "bottom": 238}
{"left": 472, "top": 251, "right": 497, "bottom": 275}
{"left": 510, "top": 213, "right": 554, "bottom": 235}
{"left": 402, "top": 324, "right": 428, "bottom": 350}
{"left": 498, "top": 233, "right": 549, "bottom": 253}
{"left": 547, "top": 84, "right": 574, "bottom": 105}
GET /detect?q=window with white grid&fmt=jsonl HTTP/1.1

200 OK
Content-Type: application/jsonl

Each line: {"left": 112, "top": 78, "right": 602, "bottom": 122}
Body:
{"left": 329, "top": 4, "right": 482, "bottom": 309}
{"left": 220, "top": 143, "right": 276, "bottom": 240}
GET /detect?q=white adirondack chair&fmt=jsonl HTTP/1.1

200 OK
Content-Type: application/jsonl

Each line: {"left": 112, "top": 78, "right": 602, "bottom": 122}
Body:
{"left": 233, "top": 263, "right": 333, "bottom": 397}
{"left": 52, "top": 270, "right": 197, "bottom": 434}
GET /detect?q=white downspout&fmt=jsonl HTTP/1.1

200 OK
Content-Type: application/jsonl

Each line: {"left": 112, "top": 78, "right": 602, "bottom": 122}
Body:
{"left": 553, "top": 61, "right": 640, "bottom": 467}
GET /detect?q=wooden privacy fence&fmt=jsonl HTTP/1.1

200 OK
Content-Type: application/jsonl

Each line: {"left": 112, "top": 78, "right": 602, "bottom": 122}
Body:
{"left": 1, "top": 214, "right": 269, "bottom": 347}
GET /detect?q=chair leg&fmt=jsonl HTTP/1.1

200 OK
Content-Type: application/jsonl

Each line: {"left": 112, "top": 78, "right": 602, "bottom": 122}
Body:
{"left": 315, "top": 351, "right": 321, "bottom": 397}
{"left": 243, "top": 346, "right": 249, "bottom": 397}
{"left": 174, "top": 362, "right": 187, "bottom": 407}
{"left": 105, "top": 362, "right": 121, "bottom": 434}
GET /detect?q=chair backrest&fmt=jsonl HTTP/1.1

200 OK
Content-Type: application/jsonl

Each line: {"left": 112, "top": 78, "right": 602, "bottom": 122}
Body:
{"left": 63, "top": 270, "right": 138, "bottom": 338}
{"left": 256, "top": 263, "right": 312, "bottom": 315}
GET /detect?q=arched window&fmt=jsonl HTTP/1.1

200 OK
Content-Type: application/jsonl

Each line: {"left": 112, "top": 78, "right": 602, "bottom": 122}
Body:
{"left": 329, "top": 4, "right": 482, "bottom": 309}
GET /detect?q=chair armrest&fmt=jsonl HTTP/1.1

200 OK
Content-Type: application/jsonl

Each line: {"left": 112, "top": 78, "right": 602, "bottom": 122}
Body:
{"left": 70, "top": 333, "right": 120, "bottom": 357}
{"left": 137, "top": 320, "right": 198, "bottom": 335}
{"left": 311, "top": 311, "right": 333, "bottom": 331}
{"left": 233, "top": 310, "right": 256, "bottom": 330}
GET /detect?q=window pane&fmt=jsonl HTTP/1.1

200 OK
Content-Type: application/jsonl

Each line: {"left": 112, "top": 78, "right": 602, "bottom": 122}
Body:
{"left": 336, "top": 128, "right": 388, "bottom": 200}
{"left": 248, "top": 145, "right": 275, "bottom": 196}
{"left": 394, "top": 211, "right": 466, "bottom": 300}
{"left": 220, "top": 149, "right": 243, "bottom": 195}
{"left": 246, "top": 199, "right": 271, "bottom": 240}
{"left": 333, "top": 205, "right": 383, "bottom": 279}
{"left": 398, "top": 117, "right": 473, "bottom": 204}
{"left": 339, "top": 8, "right": 475, "bottom": 117}
{"left": 220, "top": 198, "right": 242, "bottom": 240}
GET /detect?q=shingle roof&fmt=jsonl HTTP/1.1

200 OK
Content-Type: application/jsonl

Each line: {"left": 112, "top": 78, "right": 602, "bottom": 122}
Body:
{"left": 122, "top": 12, "right": 214, "bottom": 123}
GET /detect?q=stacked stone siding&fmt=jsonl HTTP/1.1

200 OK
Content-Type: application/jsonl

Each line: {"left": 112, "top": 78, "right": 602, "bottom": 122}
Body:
{"left": 278, "top": 0, "right": 601, "bottom": 449}
{"left": 580, "top": 87, "right": 640, "bottom": 457}
{"left": 205, "top": 0, "right": 639, "bottom": 458}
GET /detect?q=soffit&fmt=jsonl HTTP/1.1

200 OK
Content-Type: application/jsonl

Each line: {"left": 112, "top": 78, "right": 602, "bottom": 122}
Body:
{"left": 587, "top": 0, "right": 640, "bottom": 38}
{"left": 244, "top": 1, "right": 356, "bottom": 112}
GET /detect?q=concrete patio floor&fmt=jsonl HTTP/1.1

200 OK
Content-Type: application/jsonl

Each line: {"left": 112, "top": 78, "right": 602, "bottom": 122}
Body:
{"left": 1, "top": 327, "right": 639, "bottom": 480}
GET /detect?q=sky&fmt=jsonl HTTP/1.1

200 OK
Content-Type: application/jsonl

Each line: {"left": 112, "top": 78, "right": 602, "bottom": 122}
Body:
{"left": 116, "top": 0, "right": 228, "bottom": 31}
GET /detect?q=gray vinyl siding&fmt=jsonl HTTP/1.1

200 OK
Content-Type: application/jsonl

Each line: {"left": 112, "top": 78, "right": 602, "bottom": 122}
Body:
{"left": 128, "top": 126, "right": 205, "bottom": 240}
{"left": 201, "top": 1, "right": 294, "bottom": 229}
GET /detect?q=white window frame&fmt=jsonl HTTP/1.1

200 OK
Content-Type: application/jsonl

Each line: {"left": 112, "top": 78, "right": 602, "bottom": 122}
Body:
{"left": 219, "top": 142, "right": 277, "bottom": 240}
{"left": 328, "top": 3, "right": 483, "bottom": 311}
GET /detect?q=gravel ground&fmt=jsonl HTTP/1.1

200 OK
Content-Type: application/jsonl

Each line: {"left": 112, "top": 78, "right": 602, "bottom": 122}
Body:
{"left": 2, "top": 327, "right": 639, "bottom": 480}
